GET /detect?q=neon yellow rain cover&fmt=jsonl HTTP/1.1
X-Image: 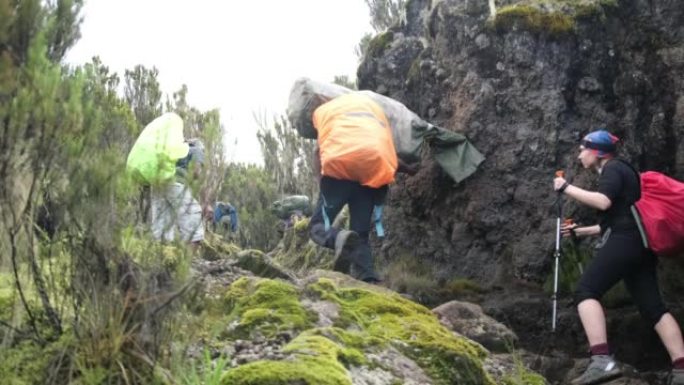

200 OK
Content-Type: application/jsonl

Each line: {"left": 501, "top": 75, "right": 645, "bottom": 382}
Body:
{"left": 126, "top": 112, "right": 189, "bottom": 185}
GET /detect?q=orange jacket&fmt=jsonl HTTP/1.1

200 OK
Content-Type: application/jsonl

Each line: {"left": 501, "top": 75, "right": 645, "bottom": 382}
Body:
{"left": 313, "top": 93, "right": 398, "bottom": 188}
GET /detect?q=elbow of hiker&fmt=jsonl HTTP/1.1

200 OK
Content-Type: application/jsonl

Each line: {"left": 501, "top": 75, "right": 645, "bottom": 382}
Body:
{"left": 595, "top": 194, "right": 612, "bottom": 211}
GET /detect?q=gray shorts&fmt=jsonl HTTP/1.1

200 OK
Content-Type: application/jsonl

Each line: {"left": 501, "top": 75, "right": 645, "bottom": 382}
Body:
{"left": 150, "top": 182, "right": 204, "bottom": 243}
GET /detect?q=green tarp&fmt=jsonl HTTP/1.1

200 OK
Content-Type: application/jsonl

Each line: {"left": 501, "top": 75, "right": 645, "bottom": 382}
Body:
{"left": 287, "top": 78, "right": 484, "bottom": 183}
{"left": 271, "top": 195, "right": 312, "bottom": 220}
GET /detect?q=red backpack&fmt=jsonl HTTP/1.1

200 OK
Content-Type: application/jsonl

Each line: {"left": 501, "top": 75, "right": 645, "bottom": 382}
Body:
{"left": 631, "top": 170, "right": 684, "bottom": 257}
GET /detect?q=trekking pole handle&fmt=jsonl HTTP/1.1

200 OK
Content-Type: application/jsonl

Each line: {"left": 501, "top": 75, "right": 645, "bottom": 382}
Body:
{"left": 555, "top": 170, "right": 565, "bottom": 178}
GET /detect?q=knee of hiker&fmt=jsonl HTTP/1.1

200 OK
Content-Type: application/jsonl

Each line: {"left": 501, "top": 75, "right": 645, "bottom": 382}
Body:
{"left": 574, "top": 287, "right": 602, "bottom": 305}
{"left": 641, "top": 305, "right": 668, "bottom": 328}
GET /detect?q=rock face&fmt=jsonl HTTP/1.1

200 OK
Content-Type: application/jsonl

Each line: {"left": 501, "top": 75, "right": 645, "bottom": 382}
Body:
{"left": 358, "top": 0, "right": 684, "bottom": 372}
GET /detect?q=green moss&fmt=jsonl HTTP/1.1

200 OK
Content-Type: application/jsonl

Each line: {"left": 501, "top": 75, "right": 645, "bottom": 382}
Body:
{"left": 284, "top": 333, "right": 365, "bottom": 368}
{"left": 234, "top": 249, "right": 293, "bottom": 280}
{"left": 366, "top": 31, "right": 395, "bottom": 59}
{"left": 0, "top": 341, "right": 48, "bottom": 385}
{"left": 293, "top": 216, "right": 310, "bottom": 232}
{"left": 299, "top": 328, "right": 371, "bottom": 366}
{"left": 381, "top": 252, "right": 485, "bottom": 306}
{"left": 271, "top": 217, "right": 335, "bottom": 273}
{"left": 224, "top": 277, "right": 317, "bottom": 338}
{"left": 494, "top": 4, "right": 574, "bottom": 35}
{"left": 221, "top": 333, "right": 353, "bottom": 385}
{"left": 219, "top": 275, "right": 497, "bottom": 384}
{"left": 0, "top": 334, "right": 77, "bottom": 385}
{"left": 119, "top": 229, "right": 191, "bottom": 278}
{"left": 503, "top": 370, "right": 548, "bottom": 385}
{"left": 491, "top": 0, "right": 617, "bottom": 35}
{"left": 407, "top": 58, "right": 423, "bottom": 84}
{"left": 441, "top": 278, "right": 485, "bottom": 297}
{"left": 0, "top": 272, "right": 16, "bottom": 318}
{"left": 574, "top": 0, "right": 617, "bottom": 20}
{"left": 200, "top": 236, "right": 241, "bottom": 261}
{"left": 308, "top": 278, "right": 494, "bottom": 385}
{"left": 501, "top": 352, "right": 548, "bottom": 385}
{"left": 306, "top": 326, "right": 384, "bottom": 351}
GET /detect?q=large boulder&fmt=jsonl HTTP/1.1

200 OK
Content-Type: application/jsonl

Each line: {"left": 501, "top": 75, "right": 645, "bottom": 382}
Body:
{"left": 201, "top": 271, "right": 546, "bottom": 385}
{"left": 359, "top": 0, "right": 684, "bottom": 371}
{"left": 433, "top": 300, "right": 518, "bottom": 353}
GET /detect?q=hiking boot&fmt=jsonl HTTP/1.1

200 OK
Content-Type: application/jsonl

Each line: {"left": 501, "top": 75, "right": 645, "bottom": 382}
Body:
{"left": 669, "top": 369, "right": 684, "bottom": 385}
{"left": 333, "top": 230, "right": 360, "bottom": 274}
{"left": 571, "top": 355, "right": 622, "bottom": 385}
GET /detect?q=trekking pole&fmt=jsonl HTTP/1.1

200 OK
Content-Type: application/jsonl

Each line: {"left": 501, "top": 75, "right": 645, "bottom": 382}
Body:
{"left": 552, "top": 170, "right": 564, "bottom": 332}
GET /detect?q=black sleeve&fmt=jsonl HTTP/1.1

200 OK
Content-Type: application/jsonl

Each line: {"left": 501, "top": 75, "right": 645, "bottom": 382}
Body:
{"left": 597, "top": 162, "right": 622, "bottom": 201}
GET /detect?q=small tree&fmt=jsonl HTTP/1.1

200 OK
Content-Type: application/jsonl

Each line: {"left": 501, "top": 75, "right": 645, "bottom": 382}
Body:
{"left": 365, "top": 0, "right": 406, "bottom": 32}
{"left": 124, "top": 65, "right": 162, "bottom": 127}
{"left": 357, "top": 0, "right": 405, "bottom": 59}
{"left": 217, "top": 164, "right": 280, "bottom": 251}
{"left": 332, "top": 75, "right": 357, "bottom": 90}
{"left": 256, "top": 114, "right": 318, "bottom": 200}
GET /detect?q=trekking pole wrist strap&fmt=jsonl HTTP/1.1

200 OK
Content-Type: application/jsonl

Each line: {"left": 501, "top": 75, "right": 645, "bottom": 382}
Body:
{"left": 558, "top": 182, "right": 570, "bottom": 193}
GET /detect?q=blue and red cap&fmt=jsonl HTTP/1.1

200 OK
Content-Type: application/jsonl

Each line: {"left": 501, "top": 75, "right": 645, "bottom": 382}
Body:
{"left": 581, "top": 129, "right": 619, "bottom": 158}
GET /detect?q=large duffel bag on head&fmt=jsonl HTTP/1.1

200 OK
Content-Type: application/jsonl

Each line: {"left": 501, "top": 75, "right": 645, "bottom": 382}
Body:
{"left": 287, "top": 77, "right": 485, "bottom": 183}
{"left": 313, "top": 93, "right": 397, "bottom": 188}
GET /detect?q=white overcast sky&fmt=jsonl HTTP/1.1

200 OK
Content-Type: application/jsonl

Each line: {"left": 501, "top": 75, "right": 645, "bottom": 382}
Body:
{"left": 66, "top": 0, "right": 374, "bottom": 164}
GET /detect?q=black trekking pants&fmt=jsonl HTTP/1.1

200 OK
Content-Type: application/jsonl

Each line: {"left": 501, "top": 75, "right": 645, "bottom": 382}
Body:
{"left": 574, "top": 228, "right": 668, "bottom": 327}
{"left": 308, "top": 176, "right": 387, "bottom": 281}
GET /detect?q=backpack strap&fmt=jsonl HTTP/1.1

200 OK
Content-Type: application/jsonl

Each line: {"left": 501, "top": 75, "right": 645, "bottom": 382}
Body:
{"left": 631, "top": 205, "right": 649, "bottom": 249}
{"left": 613, "top": 159, "right": 650, "bottom": 249}
{"left": 321, "top": 193, "right": 331, "bottom": 231}
{"left": 612, "top": 158, "right": 641, "bottom": 191}
{"left": 373, "top": 205, "right": 385, "bottom": 237}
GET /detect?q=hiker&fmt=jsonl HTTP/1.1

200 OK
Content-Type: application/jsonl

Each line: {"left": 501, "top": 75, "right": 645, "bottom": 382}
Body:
{"left": 213, "top": 201, "right": 238, "bottom": 233}
{"left": 307, "top": 93, "right": 417, "bottom": 284}
{"left": 553, "top": 129, "right": 684, "bottom": 385}
{"left": 150, "top": 137, "right": 208, "bottom": 244}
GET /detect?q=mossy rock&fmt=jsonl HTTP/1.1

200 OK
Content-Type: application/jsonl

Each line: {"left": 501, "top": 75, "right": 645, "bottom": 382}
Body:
{"left": 222, "top": 333, "right": 357, "bottom": 385}
{"left": 366, "top": 31, "right": 395, "bottom": 59}
{"left": 235, "top": 249, "right": 295, "bottom": 280}
{"left": 491, "top": 0, "right": 618, "bottom": 36}
{"left": 201, "top": 234, "right": 242, "bottom": 261}
{"left": 223, "top": 277, "right": 318, "bottom": 339}
{"left": 270, "top": 217, "right": 335, "bottom": 274}
{"left": 307, "top": 275, "right": 493, "bottom": 385}
{"left": 221, "top": 272, "right": 498, "bottom": 385}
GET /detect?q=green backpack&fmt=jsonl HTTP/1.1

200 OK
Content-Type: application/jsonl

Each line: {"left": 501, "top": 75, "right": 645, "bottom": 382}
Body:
{"left": 126, "top": 113, "right": 189, "bottom": 185}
